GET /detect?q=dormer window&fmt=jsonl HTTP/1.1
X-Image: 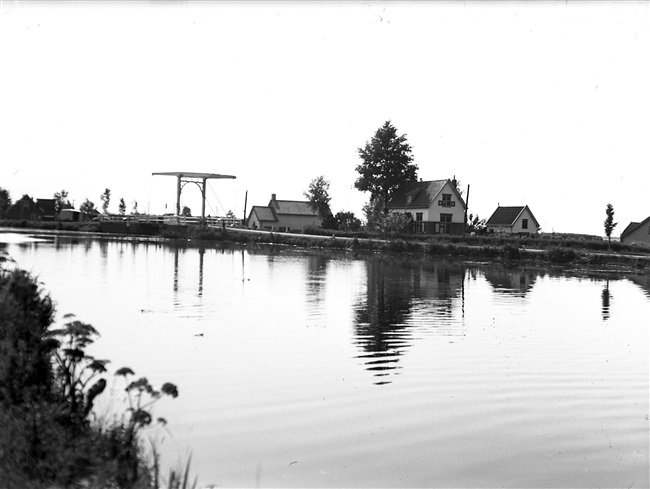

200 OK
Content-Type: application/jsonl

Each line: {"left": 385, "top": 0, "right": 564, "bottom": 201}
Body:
{"left": 438, "top": 194, "right": 455, "bottom": 207}
{"left": 406, "top": 196, "right": 412, "bottom": 205}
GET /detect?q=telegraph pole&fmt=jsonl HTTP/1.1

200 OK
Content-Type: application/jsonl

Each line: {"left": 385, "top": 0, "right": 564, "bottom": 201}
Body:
{"left": 463, "top": 184, "right": 470, "bottom": 239}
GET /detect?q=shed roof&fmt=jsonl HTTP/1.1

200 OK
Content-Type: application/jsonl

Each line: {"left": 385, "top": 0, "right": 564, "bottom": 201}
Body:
{"left": 621, "top": 216, "right": 650, "bottom": 239}
{"left": 251, "top": 206, "right": 277, "bottom": 222}
{"left": 486, "top": 205, "right": 539, "bottom": 228}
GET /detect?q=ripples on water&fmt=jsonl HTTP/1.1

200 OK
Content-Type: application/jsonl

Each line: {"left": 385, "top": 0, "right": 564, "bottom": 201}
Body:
{"left": 1, "top": 233, "right": 648, "bottom": 488}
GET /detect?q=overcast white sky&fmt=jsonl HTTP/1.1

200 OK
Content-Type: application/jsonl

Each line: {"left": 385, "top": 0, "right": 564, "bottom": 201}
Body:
{"left": 1, "top": 1, "right": 648, "bottom": 235}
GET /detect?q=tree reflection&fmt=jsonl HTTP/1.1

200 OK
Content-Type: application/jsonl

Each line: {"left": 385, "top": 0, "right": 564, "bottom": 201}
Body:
{"left": 354, "top": 258, "right": 466, "bottom": 384}
{"left": 601, "top": 280, "right": 611, "bottom": 321}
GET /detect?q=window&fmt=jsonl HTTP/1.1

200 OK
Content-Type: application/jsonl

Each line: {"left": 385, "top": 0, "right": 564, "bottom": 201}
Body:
{"left": 438, "top": 194, "right": 455, "bottom": 207}
{"left": 414, "top": 212, "right": 424, "bottom": 233}
{"left": 440, "top": 213, "right": 452, "bottom": 234}
{"left": 522, "top": 219, "right": 528, "bottom": 229}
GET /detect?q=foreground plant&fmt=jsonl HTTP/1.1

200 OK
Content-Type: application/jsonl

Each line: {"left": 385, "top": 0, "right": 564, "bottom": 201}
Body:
{"left": 0, "top": 258, "right": 182, "bottom": 488}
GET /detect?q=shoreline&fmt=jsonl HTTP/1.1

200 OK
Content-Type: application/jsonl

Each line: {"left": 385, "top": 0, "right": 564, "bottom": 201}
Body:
{"left": 2, "top": 221, "right": 649, "bottom": 275}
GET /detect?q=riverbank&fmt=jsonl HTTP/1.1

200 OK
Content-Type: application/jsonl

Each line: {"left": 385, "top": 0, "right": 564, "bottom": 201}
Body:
{"left": 2, "top": 220, "right": 649, "bottom": 273}
{"left": 0, "top": 256, "right": 188, "bottom": 488}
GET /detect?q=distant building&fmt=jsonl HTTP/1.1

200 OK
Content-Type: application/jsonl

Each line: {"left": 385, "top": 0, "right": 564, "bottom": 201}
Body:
{"left": 6, "top": 195, "right": 45, "bottom": 221}
{"left": 620, "top": 216, "right": 650, "bottom": 245}
{"left": 486, "top": 205, "right": 540, "bottom": 235}
{"left": 247, "top": 194, "right": 321, "bottom": 232}
{"left": 59, "top": 209, "right": 82, "bottom": 221}
{"left": 387, "top": 179, "right": 467, "bottom": 234}
{"left": 36, "top": 198, "right": 56, "bottom": 221}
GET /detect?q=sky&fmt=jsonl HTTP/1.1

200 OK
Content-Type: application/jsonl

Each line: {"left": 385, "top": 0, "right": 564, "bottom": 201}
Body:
{"left": 1, "top": 0, "right": 648, "bottom": 236}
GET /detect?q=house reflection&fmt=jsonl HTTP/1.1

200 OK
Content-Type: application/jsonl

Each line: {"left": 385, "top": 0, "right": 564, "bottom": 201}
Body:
{"left": 483, "top": 266, "right": 538, "bottom": 296}
{"left": 626, "top": 274, "right": 650, "bottom": 298}
{"left": 305, "top": 254, "right": 329, "bottom": 310}
{"left": 353, "top": 258, "right": 466, "bottom": 384}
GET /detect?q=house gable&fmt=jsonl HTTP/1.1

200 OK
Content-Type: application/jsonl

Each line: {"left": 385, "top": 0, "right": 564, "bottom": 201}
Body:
{"left": 388, "top": 179, "right": 466, "bottom": 211}
{"left": 487, "top": 205, "right": 539, "bottom": 233}
{"left": 620, "top": 215, "right": 650, "bottom": 244}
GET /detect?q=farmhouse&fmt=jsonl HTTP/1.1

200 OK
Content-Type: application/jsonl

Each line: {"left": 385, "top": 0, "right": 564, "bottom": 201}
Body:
{"left": 486, "top": 205, "right": 540, "bottom": 235}
{"left": 6, "top": 195, "right": 45, "bottom": 221}
{"left": 387, "top": 179, "right": 467, "bottom": 235}
{"left": 247, "top": 194, "right": 321, "bottom": 232}
{"left": 620, "top": 216, "right": 650, "bottom": 245}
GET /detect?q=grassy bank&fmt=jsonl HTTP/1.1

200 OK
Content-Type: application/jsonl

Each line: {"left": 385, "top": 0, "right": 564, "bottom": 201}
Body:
{"left": 157, "top": 225, "right": 650, "bottom": 272}
{"left": 2, "top": 219, "right": 649, "bottom": 272}
{"left": 0, "top": 253, "right": 190, "bottom": 489}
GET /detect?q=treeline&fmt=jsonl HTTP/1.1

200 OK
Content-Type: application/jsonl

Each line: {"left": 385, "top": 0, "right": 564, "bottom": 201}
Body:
{"left": 0, "top": 253, "right": 184, "bottom": 488}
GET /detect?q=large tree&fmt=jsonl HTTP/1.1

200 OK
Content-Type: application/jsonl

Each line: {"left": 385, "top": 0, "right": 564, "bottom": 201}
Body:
{"left": 0, "top": 188, "right": 11, "bottom": 219}
{"left": 304, "top": 175, "right": 333, "bottom": 220}
{"left": 79, "top": 198, "right": 97, "bottom": 215}
{"left": 355, "top": 121, "right": 418, "bottom": 206}
{"left": 604, "top": 203, "right": 617, "bottom": 243}
{"left": 100, "top": 188, "right": 111, "bottom": 214}
{"left": 53, "top": 190, "right": 69, "bottom": 214}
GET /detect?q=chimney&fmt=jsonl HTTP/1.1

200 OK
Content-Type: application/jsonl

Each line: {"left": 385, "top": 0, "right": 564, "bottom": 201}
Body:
{"left": 271, "top": 193, "right": 276, "bottom": 201}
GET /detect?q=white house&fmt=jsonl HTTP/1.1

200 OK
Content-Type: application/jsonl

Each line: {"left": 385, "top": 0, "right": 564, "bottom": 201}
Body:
{"left": 486, "top": 205, "right": 540, "bottom": 235}
{"left": 387, "top": 179, "right": 467, "bottom": 234}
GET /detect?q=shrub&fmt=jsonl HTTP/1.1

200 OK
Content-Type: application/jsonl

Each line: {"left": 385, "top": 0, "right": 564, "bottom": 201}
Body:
{"left": 0, "top": 260, "right": 180, "bottom": 487}
{"left": 546, "top": 246, "right": 578, "bottom": 263}
{"left": 501, "top": 244, "right": 521, "bottom": 260}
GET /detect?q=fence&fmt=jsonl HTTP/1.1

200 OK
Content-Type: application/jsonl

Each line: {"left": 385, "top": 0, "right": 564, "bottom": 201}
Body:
{"left": 99, "top": 214, "right": 241, "bottom": 228}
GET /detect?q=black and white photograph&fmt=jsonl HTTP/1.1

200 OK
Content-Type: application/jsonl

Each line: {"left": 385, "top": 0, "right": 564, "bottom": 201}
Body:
{"left": 1, "top": 1, "right": 648, "bottom": 488}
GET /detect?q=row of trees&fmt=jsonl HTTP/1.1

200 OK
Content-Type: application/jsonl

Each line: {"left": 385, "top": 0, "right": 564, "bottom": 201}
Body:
{"left": 54, "top": 188, "right": 133, "bottom": 216}
{"left": 0, "top": 187, "right": 139, "bottom": 220}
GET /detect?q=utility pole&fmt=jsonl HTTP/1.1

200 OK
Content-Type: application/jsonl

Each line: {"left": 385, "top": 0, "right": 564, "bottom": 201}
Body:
{"left": 463, "top": 184, "right": 470, "bottom": 239}
{"left": 243, "top": 190, "right": 248, "bottom": 226}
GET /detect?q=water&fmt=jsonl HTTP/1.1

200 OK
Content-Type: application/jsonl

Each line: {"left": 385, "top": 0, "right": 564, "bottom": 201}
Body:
{"left": 1, "top": 231, "right": 648, "bottom": 488}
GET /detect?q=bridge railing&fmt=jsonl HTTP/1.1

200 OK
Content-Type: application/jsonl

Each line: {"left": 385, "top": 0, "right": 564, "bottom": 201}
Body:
{"left": 99, "top": 214, "right": 241, "bottom": 227}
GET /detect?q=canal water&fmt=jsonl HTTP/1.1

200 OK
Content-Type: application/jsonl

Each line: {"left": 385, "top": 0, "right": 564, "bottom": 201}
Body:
{"left": 1, "top": 231, "right": 648, "bottom": 488}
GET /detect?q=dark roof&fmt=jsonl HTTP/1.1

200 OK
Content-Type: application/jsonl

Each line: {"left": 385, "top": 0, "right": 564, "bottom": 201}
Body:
{"left": 388, "top": 179, "right": 466, "bottom": 209}
{"left": 486, "top": 206, "right": 540, "bottom": 228}
{"left": 251, "top": 206, "right": 277, "bottom": 222}
{"left": 621, "top": 216, "right": 650, "bottom": 239}
{"left": 270, "top": 199, "right": 318, "bottom": 216}
{"left": 36, "top": 198, "right": 56, "bottom": 216}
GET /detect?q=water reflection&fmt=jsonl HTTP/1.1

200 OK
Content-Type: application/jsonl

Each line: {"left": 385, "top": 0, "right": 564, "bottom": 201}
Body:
{"left": 306, "top": 255, "right": 329, "bottom": 311}
{"left": 601, "top": 280, "right": 611, "bottom": 321}
{"left": 483, "top": 266, "right": 537, "bottom": 296}
{"left": 627, "top": 274, "right": 650, "bottom": 298}
{"left": 354, "top": 258, "right": 466, "bottom": 384}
